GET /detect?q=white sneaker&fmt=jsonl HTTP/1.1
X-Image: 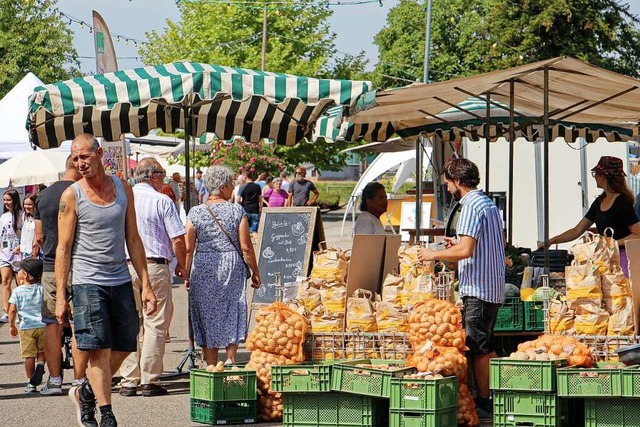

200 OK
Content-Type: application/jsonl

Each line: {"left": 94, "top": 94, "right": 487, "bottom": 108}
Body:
{"left": 40, "top": 378, "right": 63, "bottom": 396}
{"left": 0, "top": 313, "right": 8, "bottom": 323}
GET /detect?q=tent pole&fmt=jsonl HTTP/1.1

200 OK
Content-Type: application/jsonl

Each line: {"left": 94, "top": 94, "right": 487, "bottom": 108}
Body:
{"left": 485, "top": 93, "right": 491, "bottom": 193}
{"left": 508, "top": 80, "right": 515, "bottom": 244}
{"left": 184, "top": 104, "right": 192, "bottom": 213}
{"left": 416, "top": 137, "right": 423, "bottom": 241}
{"left": 543, "top": 67, "right": 550, "bottom": 272}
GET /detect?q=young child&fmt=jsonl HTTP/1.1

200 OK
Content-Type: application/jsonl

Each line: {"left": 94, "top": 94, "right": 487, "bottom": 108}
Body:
{"left": 8, "top": 258, "right": 46, "bottom": 392}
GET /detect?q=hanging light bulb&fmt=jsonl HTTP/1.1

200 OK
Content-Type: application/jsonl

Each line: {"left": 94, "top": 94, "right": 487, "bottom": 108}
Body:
{"left": 117, "top": 35, "right": 121, "bottom": 42}
{"left": 80, "top": 22, "right": 84, "bottom": 29}
{"left": 125, "top": 39, "right": 129, "bottom": 45}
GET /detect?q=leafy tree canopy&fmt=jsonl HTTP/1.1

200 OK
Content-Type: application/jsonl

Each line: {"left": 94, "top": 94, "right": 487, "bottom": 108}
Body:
{"left": 373, "top": 0, "right": 640, "bottom": 88}
{"left": 0, "top": 0, "right": 80, "bottom": 97}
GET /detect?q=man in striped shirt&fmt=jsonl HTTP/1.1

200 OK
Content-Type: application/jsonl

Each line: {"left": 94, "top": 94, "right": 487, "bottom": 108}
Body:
{"left": 418, "top": 158, "right": 505, "bottom": 418}
{"left": 119, "top": 158, "right": 188, "bottom": 398}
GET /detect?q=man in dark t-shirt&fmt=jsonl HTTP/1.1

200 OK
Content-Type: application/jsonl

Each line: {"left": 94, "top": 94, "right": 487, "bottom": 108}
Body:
{"left": 33, "top": 156, "right": 82, "bottom": 395}
{"left": 236, "top": 172, "right": 262, "bottom": 237}
{"left": 288, "top": 166, "right": 319, "bottom": 206}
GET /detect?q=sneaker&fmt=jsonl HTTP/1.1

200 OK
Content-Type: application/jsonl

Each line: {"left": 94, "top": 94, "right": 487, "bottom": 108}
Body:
{"left": 0, "top": 313, "right": 8, "bottom": 323}
{"left": 72, "top": 378, "right": 86, "bottom": 387}
{"left": 30, "top": 362, "right": 45, "bottom": 386}
{"left": 24, "top": 383, "right": 37, "bottom": 393}
{"left": 69, "top": 385, "right": 98, "bottom": 427}
{"left": 99, "top": 411, "right": 117, "bottom": 427}
{"left": 40, "top": 377, "right": 64, "bottom": 396}
{"left": 476, "top": 405, "right": 493, "bottom": 419}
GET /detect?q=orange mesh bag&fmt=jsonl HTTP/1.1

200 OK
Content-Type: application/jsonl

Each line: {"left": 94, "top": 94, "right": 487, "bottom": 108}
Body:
{"left": 407, "top": 299, "right": 466, "bottom": 351}
{"left": 457, "top": 383, "right": 480, "bottom": 426}
{"left": 408, "top": 340, "right": 468, "bottom": 382}
{"left": 246, "top": 302, "right": 307, "bottom": 362}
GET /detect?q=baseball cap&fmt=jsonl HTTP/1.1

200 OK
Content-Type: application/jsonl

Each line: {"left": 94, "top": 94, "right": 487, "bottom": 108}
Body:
{"left": 14, "top": 258, "right": 43, "bottom": 279}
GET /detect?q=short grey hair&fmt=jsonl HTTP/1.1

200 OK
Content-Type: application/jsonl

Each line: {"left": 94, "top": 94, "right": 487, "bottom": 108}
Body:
{"left": 205, "top": 165, "right": 235, "bottom": 195}
{"left": 133, "top": 158, "right": 159, "bottom": 184}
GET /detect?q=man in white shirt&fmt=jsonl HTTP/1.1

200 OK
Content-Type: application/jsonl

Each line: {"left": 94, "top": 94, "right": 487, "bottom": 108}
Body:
{"left": 119, "top": 158, "right": 188, "bottom": 397}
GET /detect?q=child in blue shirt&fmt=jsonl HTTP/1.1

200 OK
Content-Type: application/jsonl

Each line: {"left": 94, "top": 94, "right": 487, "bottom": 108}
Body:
{"left": 8, "top": 258, "right": 46, "bottom": 393}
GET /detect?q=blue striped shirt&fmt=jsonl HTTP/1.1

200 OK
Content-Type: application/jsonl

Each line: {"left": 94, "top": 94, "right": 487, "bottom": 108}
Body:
{"left": 456, "top": 189, "right": 505, "bottom": 304}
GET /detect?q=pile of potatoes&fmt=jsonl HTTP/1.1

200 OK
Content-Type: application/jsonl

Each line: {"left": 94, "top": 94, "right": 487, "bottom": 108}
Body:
{"left": 245, "top": 303, "right": 307, "bottom": 422}
{"left": 406, "top": 299, "right": 478, "bottom": 427}
{"left": 509, "top": 334, "right": 594, "bottom": 367}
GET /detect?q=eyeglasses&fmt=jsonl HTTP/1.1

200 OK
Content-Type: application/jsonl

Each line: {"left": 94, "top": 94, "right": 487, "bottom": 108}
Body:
{"left": 591, "top": 171, "right": 597, "bottom": 177}
{"left": 152, "top": 169, "right": 166, "bottom": 176}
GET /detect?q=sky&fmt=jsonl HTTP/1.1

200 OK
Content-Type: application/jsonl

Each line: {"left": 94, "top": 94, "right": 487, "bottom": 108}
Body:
{"left": 56, "top": 0, "right": 396, "bottom": 74}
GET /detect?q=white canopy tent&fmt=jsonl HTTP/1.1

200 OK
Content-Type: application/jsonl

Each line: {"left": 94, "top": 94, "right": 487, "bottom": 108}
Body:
{"left": 0, "top": 73, "right": 45, "bottom": 159}
{"left": 341, "top": 147, "right": 432, "bottom": 236}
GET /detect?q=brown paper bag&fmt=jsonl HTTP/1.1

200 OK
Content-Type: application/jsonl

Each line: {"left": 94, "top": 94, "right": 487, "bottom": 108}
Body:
{"left": 310, "top": 242, "right": 350, "bottom": 282}
{"left": 574, "top": 302, "right": 609, "bottom": 335}
{"left": 607, "top": 296, "right": 635, "bottom": 336}
{"left": 398, "top": 245, "right": 434, "bottom": 277}
{"left": 402, "top": 267, "right": 436, "bottom": 308}
{"left": 295, "top": 278, "right": 322, "bottom": 313}
{"left": 381, "top": 272, "right": 404, "bottom": 306}
{"left": 310, "top": 306, "right": 345, "bottom": 333}
{"left": 601, "top": 266, "right": 633, "bottom": 314}
{"left": 570, "top": 228, "right": 620, "bottom": 271}
{"left": 346, "top": 289, "right": 378, "bottom": 332}
{"left": 318, "top": 280, "right": 347, "bottom": 315}
{"left": 375, "top": 296, "right": 408, "bottom": 332}
{"left": 549, "top": 300, "right": 575, "bottom": 335}
{"left": 565, "top": 261, "right": 602, "bottom": 304}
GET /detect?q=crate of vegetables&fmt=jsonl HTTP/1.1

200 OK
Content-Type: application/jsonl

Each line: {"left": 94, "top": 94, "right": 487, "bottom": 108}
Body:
{"left": 331, "top": 359, "right": 416, "bottom": 398}
{"left": 190, "top": 363, "right": 257, "bottom": 402}
{"left": 271, "top": 361, "right": 333, "bottom": 393}
{"left": 490, "top": 357, "right": 567, "bottom": 392}
{"left": 390, "top": 373, "right": 458, "bottom": 411}
{"left": 557, "top": 362, "right": 627, "bottom": 398}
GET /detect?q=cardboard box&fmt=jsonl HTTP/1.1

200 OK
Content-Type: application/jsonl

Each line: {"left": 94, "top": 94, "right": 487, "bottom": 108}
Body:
{"left": 346, "top": 234, "right": 401, "bottom": 297}
{"left": 624, "top": 239, "right": 640, "bottom": 333}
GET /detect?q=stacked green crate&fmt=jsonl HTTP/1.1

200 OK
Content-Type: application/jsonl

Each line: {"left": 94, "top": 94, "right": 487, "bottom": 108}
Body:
{"left": 389, "top": 376, "right": 458, "bottom": 427}
{"left": 490, "top": 358, "right": 572, "bottom": 427}
{"left": 330, "top": 359, "right": 415, "bottom": 398}
{"left": 523, "top": 301, "right": 545, "bottom": 331}
{"left": 189, "top": 368, "right": 257, "bottom": 425}
{"left": 584, "top": 398, "right": 640, "bottom": 426}
{"left": 494, "top": 296, "right": 524, "bottom": 332}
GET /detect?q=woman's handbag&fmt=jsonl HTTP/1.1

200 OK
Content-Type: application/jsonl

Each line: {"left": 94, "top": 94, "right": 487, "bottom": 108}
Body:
{"left": 204, "top": 204, "right": 253, "bottom": 279}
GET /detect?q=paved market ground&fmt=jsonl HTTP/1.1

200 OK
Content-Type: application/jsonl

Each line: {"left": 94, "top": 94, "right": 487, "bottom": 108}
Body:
{"left": 0, "top": 208, "right": 492, "bottom": 426}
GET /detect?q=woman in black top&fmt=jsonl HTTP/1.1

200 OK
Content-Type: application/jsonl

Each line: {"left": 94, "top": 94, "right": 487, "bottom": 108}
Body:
{"left": 548, "top": 156, "right": 640, "bottom": 276}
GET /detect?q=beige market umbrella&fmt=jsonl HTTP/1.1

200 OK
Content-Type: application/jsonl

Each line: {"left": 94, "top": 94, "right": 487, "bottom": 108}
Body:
{"left": 0, "top": 149, "right": 68, "bottom": 187}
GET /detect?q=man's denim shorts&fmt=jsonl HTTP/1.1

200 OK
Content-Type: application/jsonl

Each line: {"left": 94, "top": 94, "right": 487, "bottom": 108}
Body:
{"left": 462, "top": 296, "right": 500, "bottom": 355}
{"left": 72, "top": 282, "right": 139, "bottom": 352}
{"left": 247, "top": 212, "right": 260, "bottom": 233}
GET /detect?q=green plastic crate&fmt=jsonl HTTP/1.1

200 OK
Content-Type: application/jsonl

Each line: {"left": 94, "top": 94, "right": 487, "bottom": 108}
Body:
{"left": 493, "top": 391, "right": 569, "bottom": 427}
{"left": 622, "top": 365, "right": 640, "bottom": 397}
{"left": 524, "top": 301, "right": 545, "bottom": 331}
{"left": 331, "top": 359, "right": 415, "bottom": 398}
{"left": 556, "top": 363, "right": 625, "bottom": 397}
{"left": 494, "top": 296, "right": 524, "bottom": 332}
{"left": 389, "top": 408, "right": 458, "bottom": 427}
{"left": 271, "top": 361, "right": 333, "bottom": 393}
{"left": 190, "top": 398, "right": 257, "bottom": 425}
{"left": 190, "top": 368, "right": 257, "bottom": 401}
{"left": 584, "top": 398, "right": 640, "bottom": 427}
{"left": 282, "top": 391, "right": 389, "bottom": 427}
{"left": 390, "top": 377, "right": 458, "bottom": 411}
{"left": 490, "top": 358, "right": 567, "bottom": 392}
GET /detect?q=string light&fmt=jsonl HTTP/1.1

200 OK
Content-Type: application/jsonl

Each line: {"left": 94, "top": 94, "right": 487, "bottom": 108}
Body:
{"left": 177, "top": 0, "right": 382, "bottom": 11}
{"left": 58, "top": 11, "right": 148, "bottom": 47}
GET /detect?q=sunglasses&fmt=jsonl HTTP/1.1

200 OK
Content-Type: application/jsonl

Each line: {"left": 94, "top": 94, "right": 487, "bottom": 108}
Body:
{"left": 152, "top": 169, "right": 166, "bottom": 176}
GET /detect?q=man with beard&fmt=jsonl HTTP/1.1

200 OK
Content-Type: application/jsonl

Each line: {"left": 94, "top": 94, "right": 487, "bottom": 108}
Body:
{"left": 417, "top": 157, "right": 504, "bottom": 419}
{"left": 288, "top": 166, "right": 319, "bottom": 207}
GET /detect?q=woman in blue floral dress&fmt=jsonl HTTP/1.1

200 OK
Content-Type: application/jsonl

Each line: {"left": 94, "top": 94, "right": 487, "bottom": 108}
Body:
{"left": 185, "top": 166, "right": 261, "bottom": 365}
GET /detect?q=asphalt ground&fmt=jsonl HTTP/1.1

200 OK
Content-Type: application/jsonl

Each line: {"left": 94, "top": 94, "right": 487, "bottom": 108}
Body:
{"left": 0, "top": 208, "right": 493, "bottom": 426}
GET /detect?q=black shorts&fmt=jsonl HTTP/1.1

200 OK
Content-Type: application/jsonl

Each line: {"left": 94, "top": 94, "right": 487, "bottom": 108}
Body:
{"left": 462, "top": 296, "right": 500, "bottom": 355}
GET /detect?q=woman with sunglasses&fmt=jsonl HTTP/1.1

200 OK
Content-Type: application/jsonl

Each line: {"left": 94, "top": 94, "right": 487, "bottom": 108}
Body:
{"left": 545, "top": 156, "right": 640, "bottom": 276}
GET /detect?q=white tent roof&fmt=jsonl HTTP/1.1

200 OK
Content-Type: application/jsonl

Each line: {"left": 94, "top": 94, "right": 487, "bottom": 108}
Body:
{"left": 0, "top": 72, "right": 44, "bottom": 159}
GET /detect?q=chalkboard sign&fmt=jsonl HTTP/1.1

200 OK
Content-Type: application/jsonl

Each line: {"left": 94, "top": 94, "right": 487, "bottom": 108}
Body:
{"left": 252, "top": 207, "right": 324, "bottom": 304}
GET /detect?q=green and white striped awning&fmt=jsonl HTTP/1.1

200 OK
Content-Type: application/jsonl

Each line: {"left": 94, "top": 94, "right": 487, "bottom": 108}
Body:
{"left": 28, "top": 61, "right": 371, "bottom": 148}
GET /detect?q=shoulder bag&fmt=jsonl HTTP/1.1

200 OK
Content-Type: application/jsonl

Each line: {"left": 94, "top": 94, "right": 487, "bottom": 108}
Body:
{"left": 204, "top": 204, "right": 253, "bottom": 279}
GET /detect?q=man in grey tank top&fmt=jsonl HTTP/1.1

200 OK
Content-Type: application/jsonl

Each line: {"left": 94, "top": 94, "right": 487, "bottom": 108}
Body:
{"left": 55, "top": 134, "right": 157, "bottom": 427}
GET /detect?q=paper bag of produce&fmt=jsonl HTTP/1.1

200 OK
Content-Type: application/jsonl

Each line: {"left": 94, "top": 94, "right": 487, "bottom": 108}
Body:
{"left": 310, "top": 243, "right": 350, "bottom": 282}
{"left": 565, "top": 261, "right": 602, "bottom": 304}
{"left": 402, "top": 268, "right": 436, "bottom": 308}
{"left": 570, "top": 228, "right": 619, "bottom": 271}
{"left": 309, "top": 306, "right": 344, "bottom": 333}
{"left": 601, "top": 266, "right": 632, "bottom": 313}
{"left": 574, "top": 302, "right": 609, "bottom": 335}
{"left": 549, "top": 300, "right": 575, "bottom": 335}
{"left": 381, "top": 272, "right": 404, "bottom": 305}
{"left": 375, "top": 297, "right": 408, "bottom": 332}
{"left": 346, "top": 289, "right": 378, "bottom": 332}
{"left": 607, "top": 296, "right": 635, "bottom": 336}
{"left": 295, "top": 278, "right": 322, "bottom": 313}
{"left": 398, "top": 245, "right": 434, "bottom": 277}
{"left": 318, "top": 280, "right": 347, "bottom": 315}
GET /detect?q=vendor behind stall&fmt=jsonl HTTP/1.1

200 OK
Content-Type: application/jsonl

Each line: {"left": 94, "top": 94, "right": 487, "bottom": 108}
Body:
{"left": 545, "top": 156, "right": 640, "bottom": 276}
{"left": 354, "top": 182, "right": 388, "bottom": 235}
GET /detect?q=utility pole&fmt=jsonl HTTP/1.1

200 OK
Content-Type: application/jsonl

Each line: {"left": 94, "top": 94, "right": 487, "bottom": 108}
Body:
{"left": 423, "top": 0, "right": 433, "bottom": 83}
{"left": 261, "top": 6, "right": 268, "bottom": 70}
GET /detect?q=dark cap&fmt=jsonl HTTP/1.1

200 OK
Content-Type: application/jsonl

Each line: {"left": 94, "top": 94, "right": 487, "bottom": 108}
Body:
{"left": 15, "top": 258, "right": 43, "bottom": 279}
{"left": 592, "top": 156, "right": 626, "bottom": 177}
{"left": 196, "top": 169, "right": 203, "bottom": 174}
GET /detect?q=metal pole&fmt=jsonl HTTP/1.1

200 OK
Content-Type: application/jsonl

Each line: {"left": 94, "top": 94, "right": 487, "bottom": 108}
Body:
{"left": 184, "top": 107, "right": 192, "bottom": 213}
{"left": 261, "top": 7, "right": 268, "bottom": 71}
{"left": 422, "top": 0, "right": 433, "bottom": 83}
{"left": 416, "top": 137, "right": 423, "bottom": 239}
{"left": 508, "top": 80, "right": 515, "bottom": 243}
{"left": 543, "top": 67, "right": 550, "bottom": 272}
{"left": 484, "top": 93, "right": 491, "bottom": 193}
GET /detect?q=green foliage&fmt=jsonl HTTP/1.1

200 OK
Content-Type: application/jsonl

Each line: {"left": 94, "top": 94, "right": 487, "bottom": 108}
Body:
{"left": 139, "top": 2, "right": 367, "bottom": 78}
{"left": 0, "top": 0, "right": 80, "bottom": 97}
{"left": 373, "top": 0, "right": 640, "bottom": 88}
{"left": 210, "top": 140, "right": 285, "bottom": 176}
{"left": 275, "top": 139, "right": 351, "bottom": 173}
{"left": 168, "top": 149, "right": 212, "bottom": 169}
{"left": 315, "top": 181, "right": 357, "bottom": 210}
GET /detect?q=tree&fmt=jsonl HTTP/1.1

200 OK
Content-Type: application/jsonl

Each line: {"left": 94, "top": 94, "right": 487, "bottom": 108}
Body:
{"left": 373, "top": 0, "right": 640, "bottom": 88}
{"left": 0, "top": 0, "right": 80, "bottom": 97}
